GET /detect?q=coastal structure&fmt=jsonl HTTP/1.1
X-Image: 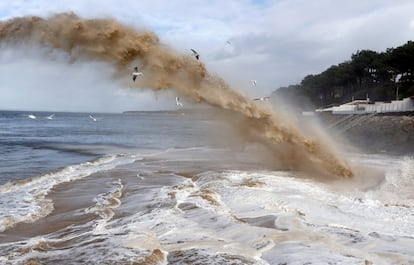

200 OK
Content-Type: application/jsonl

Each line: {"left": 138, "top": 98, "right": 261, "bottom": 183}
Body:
{"left": 316, "top": 97, "right": 414, "bottom": 115}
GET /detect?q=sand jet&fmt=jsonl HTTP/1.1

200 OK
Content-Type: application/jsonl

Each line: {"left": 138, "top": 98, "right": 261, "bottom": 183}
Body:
{"left": 0, "top": 13, "right": 353, "bottom": 178}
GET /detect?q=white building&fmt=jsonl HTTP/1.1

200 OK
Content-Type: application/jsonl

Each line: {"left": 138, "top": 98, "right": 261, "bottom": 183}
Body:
{"left": 316, "top": 97, "right": 414, "bottom": 115}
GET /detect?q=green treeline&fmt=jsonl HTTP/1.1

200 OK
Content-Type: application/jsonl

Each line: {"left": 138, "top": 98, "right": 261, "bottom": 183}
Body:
{"left": 273, "top": 40, "right": 414, "bottom": 108}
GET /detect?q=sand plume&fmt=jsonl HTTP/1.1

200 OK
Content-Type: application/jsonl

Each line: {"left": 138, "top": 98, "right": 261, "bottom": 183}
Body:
{"left": 0, "top": 13, "right": 353, "bottom": 178}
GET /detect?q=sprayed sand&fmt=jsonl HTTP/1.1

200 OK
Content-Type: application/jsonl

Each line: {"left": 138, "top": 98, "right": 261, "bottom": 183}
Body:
{"left": 0, "top": 12, "right": 353, "bottom": 178}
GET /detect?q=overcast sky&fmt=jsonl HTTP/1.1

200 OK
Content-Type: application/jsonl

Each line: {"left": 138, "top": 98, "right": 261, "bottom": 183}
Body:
{"left": 1, "top": 0, "right": 414, "bottom": 112}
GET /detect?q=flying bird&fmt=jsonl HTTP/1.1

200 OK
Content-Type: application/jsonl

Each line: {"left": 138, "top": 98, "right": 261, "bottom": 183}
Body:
{"left": 253, "top": 97, "right": 270, "bottom": 101}
{"left": 28, "top": 114, "right": 36, "bottom": 119}
{"left": 89, "top": 115, "right": 97, "bottom": 122}
{"left": 175, "top": 96, "right": 183, "bottom": 107}
{"left": 45, "top": 114, "right": 55, "bottom": 120}
{"left": 132, "top": 66, "right": 143, "bottom": 82}
{"left": 226, "top": 40, "right": 232, "bottom": 45}
{"left": 190, "top": 49, "right": 199, "bottom": 60}
{"left": 250, "top": 80, "right": 257, "bottom": 86}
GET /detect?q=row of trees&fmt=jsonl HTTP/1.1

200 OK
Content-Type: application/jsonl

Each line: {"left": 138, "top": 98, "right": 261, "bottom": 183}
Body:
{"left": 273, "top": 41, "right": 414, "bottom": 108}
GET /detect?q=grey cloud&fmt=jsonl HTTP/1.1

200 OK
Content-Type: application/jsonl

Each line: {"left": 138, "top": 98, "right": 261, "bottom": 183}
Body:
{"left": 0, "top": 46, "right": 171, "bottom": 112}
{"left": 1, "top": 0, "right": 414, "bottom": 111}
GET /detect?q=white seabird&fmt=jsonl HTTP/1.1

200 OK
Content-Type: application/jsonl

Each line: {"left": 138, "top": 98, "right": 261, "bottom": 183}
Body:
{"left": 190, "top": 49, "right": 200, "bottom": 60}
{"left": 175, "top": 96, "right": 183, "bottom": 107}
{"left": 28, "top": 114, "right": 37, "bottom": 119}
{"left": 253, "top": 97, "right": 270, "bottom": 101}
{"left": 45, "top": 114, "right": 55, "bottom": 120}
{"left": 132, "top": 66, "right": 143, "bottom": 82}
{"left": 250, "top": 80, "right": 257, "bottom": 86}
{"left": 89, "top": 115, "right": 97, "bottom": 122}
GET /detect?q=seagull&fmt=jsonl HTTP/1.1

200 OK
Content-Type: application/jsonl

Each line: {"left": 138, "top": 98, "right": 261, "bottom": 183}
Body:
{"left": 190, "top": 49, "right": 199, "bottom": 60}
{"left": 175, "top": 96, "right": 183, "bottom": 107}
{"left": 132, "top": 66, "right": 143, "bottom": 82}
{"left": 253, "top": 97, "right": 270, "bottom": 101}
{"left": 28, "top": 114, "right": 37, "bottom": 119}
{"left": 89, "top": 115, "right": 97, "bottom": 122}
{"left": 250, "top": 80, "right": 257, "bottom": 87}
{"left": 45, "top": 114, "right": 55, "bottom": 120}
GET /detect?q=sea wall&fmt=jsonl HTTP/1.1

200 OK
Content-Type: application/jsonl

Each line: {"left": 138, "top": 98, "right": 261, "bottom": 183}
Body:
{"left": 318, "top": 113, "right": 414, "bottom": 155}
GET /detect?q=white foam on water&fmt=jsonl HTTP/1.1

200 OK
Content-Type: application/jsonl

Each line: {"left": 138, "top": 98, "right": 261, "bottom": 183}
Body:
{"left": 0, "top": 154, "right": 139, "bottom": 232}
{"left": 106, "top": 154, "right": 408, "bottom": 264}
{"left": 85, "top": 178, "right": 124, "bottom": 232}
{"left": 374, "top": 156, "right": 414, "bottom": 201}
{"left": 0, "top": 231, "right": 159, "bottom": 265}
{"left": 117, "top": 172, "right": 300, "bottom": 264}
{"left": 187, "top": 155, "right": 414, "bottom": 264}
{"left": 1, "top": 152, "right": 412, "bottom": 264}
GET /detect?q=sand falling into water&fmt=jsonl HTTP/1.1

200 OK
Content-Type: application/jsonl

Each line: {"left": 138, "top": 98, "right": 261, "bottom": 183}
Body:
{"left": 0, "top": 12, "right": 353, "bottom": 178}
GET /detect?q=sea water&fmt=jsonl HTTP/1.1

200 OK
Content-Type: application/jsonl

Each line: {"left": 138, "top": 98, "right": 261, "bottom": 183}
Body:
{"left": 0, "top": 110, "right": 413, "bottom": 264}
